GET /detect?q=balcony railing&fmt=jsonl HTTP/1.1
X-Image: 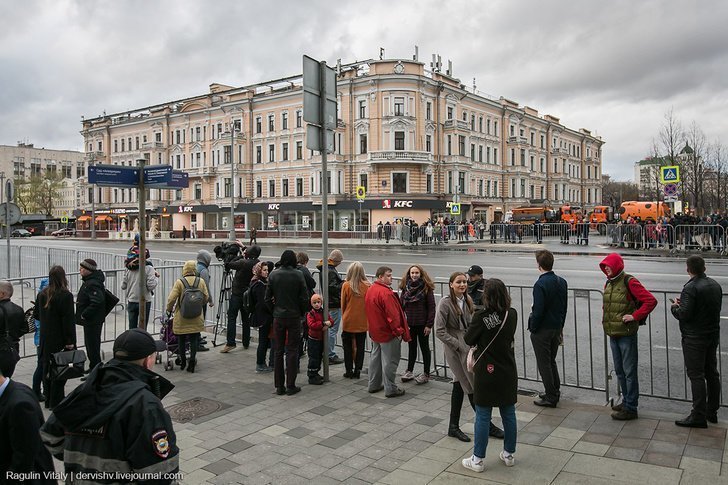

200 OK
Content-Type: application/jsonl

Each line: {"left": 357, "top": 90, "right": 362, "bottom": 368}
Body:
{"left": 142, "top": 142, "right": 165, "bottom": 150}
{"left": 369, "top": 150, "right": 433, "bottom": 163}
{"left": 444, "top": 119, "right": 470, "bottom": 130}
{"left": 508, "top": 136, "right": 529, "bottom": 145}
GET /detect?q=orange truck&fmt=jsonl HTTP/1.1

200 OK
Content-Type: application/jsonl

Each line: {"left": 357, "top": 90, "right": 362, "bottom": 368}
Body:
{"left": 560, "top": 205, "right": 583, "bottom": 224}
{"left": 589, "top": 205, "right": 614, "bottom": 234}
{"left": 511, "top": 206, "right": 558, "bottom": 223}
{"left": 618, "top": 201, "right": 671, "bottom": 222}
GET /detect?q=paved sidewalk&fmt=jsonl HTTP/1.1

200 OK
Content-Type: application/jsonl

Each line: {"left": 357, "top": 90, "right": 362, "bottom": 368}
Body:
{"left": 12, "top": 339, "right": 728, "bottom": 484}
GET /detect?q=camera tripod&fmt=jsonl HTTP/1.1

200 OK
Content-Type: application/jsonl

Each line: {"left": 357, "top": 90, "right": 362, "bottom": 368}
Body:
{"left": 212, "top": 268, "right": 234, "bottom": 347}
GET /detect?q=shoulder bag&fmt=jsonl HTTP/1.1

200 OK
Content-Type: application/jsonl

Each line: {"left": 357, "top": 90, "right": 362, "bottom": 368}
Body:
{"left": 50, "top": 348, "right": 87, "bottom": 381}
{"left": 467, "top": 310, "right": 509, "bottom": 373}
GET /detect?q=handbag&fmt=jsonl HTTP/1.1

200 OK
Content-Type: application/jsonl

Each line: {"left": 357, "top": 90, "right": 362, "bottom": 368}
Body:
{"left": 467, "top": 310, "right": 509, "bottom": 373}
{"left": 49, "top": 349, "right": 87, "bottom": 381}
{"left": 24, "top": 305, "right": 37, "bottom": 335}
{"left": 104, "top": 289, "right": 120, "bottom": 317}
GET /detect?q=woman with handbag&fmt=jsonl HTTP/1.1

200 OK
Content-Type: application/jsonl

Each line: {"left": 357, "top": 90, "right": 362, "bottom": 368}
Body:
{"left": 435, "top": 272, "right": 476, "bottom": 442}
{"left": 166, "top": 261, "right": 209, "bottom": 373}
{"left": 33, "top": 266, "right": 76, "bottom": 409}
{"left": 462, "top": 278, "right": 518, "bottom": 473}
{"left": 399, "top": 264, "right": 435, "bottom": 384}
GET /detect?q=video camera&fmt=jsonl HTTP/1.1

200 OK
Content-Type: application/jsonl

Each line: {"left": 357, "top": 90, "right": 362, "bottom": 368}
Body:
{"left": 213, "top": 242, "right": 244, "bottom": 264}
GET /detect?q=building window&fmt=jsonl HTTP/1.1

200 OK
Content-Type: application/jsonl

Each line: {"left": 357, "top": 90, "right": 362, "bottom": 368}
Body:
{"left": 256, "top": 146, "right": 262, "bottom": 164}
{"left": 256, "top": 117, "right": 262, "bottom": 134}
{"left": 224, "top": 178, "right": 231, "bottom": 197}
{"left": 470, "top": 144, "right": 475, "bottom": 160}
{"left": 358, "top": 100, "right": 366, "bottom": 119}
{"left": 521, "top": 149, "right": 526, "bottom": 166}
{"left": 494, "top": 180, "right": 498, "bottom": 197}
{"left": 296, "top": 110, "right": 302, "bottom": 128}
{"left": 511, "top": 179, "right": 516, "bottom": 198}
{"left": 256, "top": 180, "right": 262, "bottom": 197}
{"left": 541, "top": 135, "right": 545, "bottom": 148}
{"left": 458, "top": 172, "right": 466, "bottom": 194}
{"left": 510, "top": 149, "right": 515, "bottom": 166}
{"left": 540, "top": 158, "right": 545, "bottom": 172}
{"left": 426, "top": 135, "right": 432, "bottom": 153}
{"left": 394, "top": 131, "right": 405, "bottom": 151}
{"left": 360, "top": 134, "right": 367, "bottom": 154}
{"left": 194, "top": 184, "right": 202, "bottom": 199}
{"left": 486, "top": 119, "right": 491, "bottom": 135}
{"left": 296, "top": 141, "right": 303, "bottom": 160}
{"left": 447, "top": 106, "right": 453, "bottom": 119}
{"left": 471, "top": 114, "right": 476, "bottom": 131}
{"left": 494, "top": 121, "right": 498, "bottom": 135}
{"left": 296, "top": 178, "right": 303, "bottom": 196}
{"left": 426, "top": 173, "right": 432, "bottom": 193}
{"left": 282, "top": 113, "right": 288, "bottom": 130}
{"left": 478, "top": 179, "right": 483, "bottom": 197}
{"left": 487, "top": 180, "right": 492, "bottom": 197}
{"left": 360, "top": 173, "right": 368, "bottom": 191}
{"left": 268, "top": 114, "right": 275, "bottom": 131}
{"left": 426, "top": 102, "right": 432, "bottom": 120}
{"left": 394, "top": 97, "right": 404, "bottom": 116}
{"left": 486, "top": 147, "right": 491, "bottom": 164}
{"left": 458, "top": 136, "right": 465, "bottom": 156}
{"left": 478, "top": 145, "right": 483, "bottom": 163}
{"left": 282, "top": 143, "right": 289, "bottom": 161}
{"left": 479, "top": 117, "right": 483, "bottom": 133}
{"left": 268, "top": 144, "right": 275, "bottom": 162}
{"left": 530, "top": 184, "right": 535, "bottom": 199}
{"left": 224, "top": 146, "right": 232, "bottom": 164}
{"left": 447, "top": 135, "right": 452, "bottom": 155}
{"left": 392, "top": 172, "right": 407, "bottom": 193}
{"left": 509, "top": 125, "right": 515, "bottom": 137}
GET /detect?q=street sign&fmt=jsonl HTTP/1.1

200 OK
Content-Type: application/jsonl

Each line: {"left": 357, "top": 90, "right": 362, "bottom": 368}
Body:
{"left": 355, "top": 186, "right": 366, "bottom": 200}
{"left": 147, "top": 169, "right": 188, "bottom": 189}
{"left": 143, "top": 165, "right": 172, "bottom": 186}
{"left": 306, "top": 125, "right": 334, "bottom": 152}
{"left": 5, "top": 179, "right": 13, "bottom": 202}
{"left": 452, "top": 194, "right": 461, "bottom": 204}
{"left": 660, "top": 165, "right": 680, "bottom": 184}
{"left": 663, "top": 183, "right": 678, "bottom": 196}
{"left": 450, "top": 203, "right": 461, "bottom": 215}
{"left": 88, "top": 165, "right": 140, "bottom": 187}
{"left": 61, "top": 215, "right": 69, "bottom": 224}
{"left": 0, "top": 203, "right": 21, "bottom": 225}
{"left": 302, "top": 55, "right": 337, "bottom": 128}
{"left": 664, "top": 195, "right": 678, "bottom": 202}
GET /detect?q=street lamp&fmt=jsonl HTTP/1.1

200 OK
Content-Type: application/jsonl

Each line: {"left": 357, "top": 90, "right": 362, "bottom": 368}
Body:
{"left": 89, "top": 153, "right": 96, "bottom": 239}
{"left": 223, "top": 122, "right": 240, "bottom": 241}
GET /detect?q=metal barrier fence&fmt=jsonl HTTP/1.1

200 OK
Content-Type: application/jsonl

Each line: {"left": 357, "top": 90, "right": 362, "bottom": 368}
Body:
{"left": 605, "top": 223, "right": 727, "bottom": 254}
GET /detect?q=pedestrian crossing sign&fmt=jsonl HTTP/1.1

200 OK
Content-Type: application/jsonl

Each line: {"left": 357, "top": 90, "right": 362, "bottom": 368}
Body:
{"left": 660, "top": 165, "right": 680, "bottom": 184}
{"left": 450, "top": 204, "right": 461, "bottom": 215}
{"left": 355, "top": 186, "right": 366, "bottom": 200}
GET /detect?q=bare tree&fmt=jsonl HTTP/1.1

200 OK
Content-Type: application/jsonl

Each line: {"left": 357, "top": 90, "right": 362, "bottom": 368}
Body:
{"left": 682, "top": 121, "right": 707, "bottom": 215}
{"left": 601, "top": 174, "right": 639, "bottom": 208}
{"left": 705, "top": 143, "right": 727, "bottom": 213}
{"left": 657, "top": 109, "right": 685, "bottom": 202}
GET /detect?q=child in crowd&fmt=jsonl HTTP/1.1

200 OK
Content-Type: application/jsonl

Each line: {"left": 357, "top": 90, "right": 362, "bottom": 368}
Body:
{"left": 306, "top": 294, "right": 332, "bottom": 385}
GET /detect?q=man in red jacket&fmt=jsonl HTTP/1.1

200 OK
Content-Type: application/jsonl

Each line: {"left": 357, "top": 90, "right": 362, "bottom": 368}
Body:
{"left": 365, "top": 266, "right": 411, "bottom": 397}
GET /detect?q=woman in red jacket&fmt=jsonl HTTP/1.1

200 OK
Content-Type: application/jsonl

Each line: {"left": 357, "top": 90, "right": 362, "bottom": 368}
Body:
{"left": 399, "top": 265, "right": 436, "bottom": 384}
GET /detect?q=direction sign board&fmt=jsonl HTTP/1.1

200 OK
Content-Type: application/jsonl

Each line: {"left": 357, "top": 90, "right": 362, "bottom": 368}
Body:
{"left": 660, "top": 165, "right": 680, "bottom": 184}
{"left": 302, "top": 55, "right": 337, "bottom": 128}
{"left": 88, "top": 165, "right": 140, "bottom": 187}
{"left": 143, "top": 165, "right": 172, "bottom": 186}
{"left": 306, "top": 125, "right": 334, "bottom": 152}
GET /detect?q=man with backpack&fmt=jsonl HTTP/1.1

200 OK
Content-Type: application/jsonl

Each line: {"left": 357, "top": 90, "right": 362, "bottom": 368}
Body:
{"left": 222, "top": 244, "right": 261, "bottom": 353}
{"left": 599, "top": 253, "right": 657, "bottom": 420}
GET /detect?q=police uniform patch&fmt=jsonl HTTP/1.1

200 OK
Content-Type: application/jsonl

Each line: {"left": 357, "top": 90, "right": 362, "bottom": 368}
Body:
{"left": 152, "top": 430, "right": 170, "bottom": 458}
{"left": 486, "top": 364, "right": 495, "bottom": 374}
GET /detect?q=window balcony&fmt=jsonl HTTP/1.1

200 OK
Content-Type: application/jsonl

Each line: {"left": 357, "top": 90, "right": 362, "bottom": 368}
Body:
{"left": 444, "top": 119, "right": 470, "bottom": 131}
{"left": 369, "top": 150, "right": 433, "bottom": 164}
{"left": 142, "top": 142, "right": 165, "bottom": 151}
{"left": 507, "top": 136, "right": 529, "bottom": 145}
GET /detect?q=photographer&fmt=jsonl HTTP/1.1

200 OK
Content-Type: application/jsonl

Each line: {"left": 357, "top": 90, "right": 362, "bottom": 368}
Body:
{"left": 221, "top": 244, "right": 260, "bottom": 353}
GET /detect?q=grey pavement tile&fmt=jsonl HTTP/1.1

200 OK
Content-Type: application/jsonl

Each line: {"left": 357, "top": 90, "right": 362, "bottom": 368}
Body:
{"left": 605, "top": 446, "right": 645, "bottom": 462}
{"left": 587, "top": 423, "right": 624, "bottom": 436}
{"left": 266, "top": 463, "right": 299, "bottom": 479}
{"left": 565, "top": 454, "right": 682, "bottom": 483}
{"left": 377, "top": 439, "right": 406, "bottom": 452}
{"left": 319, "top": 435, "right": 349, "bottom": 449}
{"left": 687, "top": 433, "right": 725, "bottom": 449}
{"left": 690, "top": 426, "right": 727, "bottom": 440}
{"left": 341, "top": 478, "right": 371, "bottom": 485}
{"left": 309, "top": 405, "right": 337, "bottom": 416}
{"left": 335, "top": 428, "right": 366, "bottom": 440}
{"left": 641, "top": 451, "right": 683, "bottom": 468}
{"left": 414, "top": 415, "right": 443, "bottom": 427}
{"left": 518, "top": 431, "right": 548, "bottom": 445}
{"left": 618, "top": 425, "right": 656, "bottom": 439}
{"left": 294, "top": 462, "right": 329, "bottom": 479}
{"left": 285, "top": 426, "right": 313, "bottom": 439}
{"left": 342, "top": 454, "right": 375, "bottom": 470}
{"left": 386, "top": 446, "right": 419, "bottom": 462}
{"left": 652, "top": 429, "right": 690, "bottom": 444}
{"left": 372, "top": 456, "right": 407, "bottom": 472}
{"left": 400, "top": 438, "right": 434, "bottom": 453}
{"left": 683, "top": 444, "right": 724, "bottom": 462}
{"left": 531, "top": 414, "right": 567, "bottom": 426}
{"left": 558, "top": 418, "right": 596, "bottom": 431}
{"left": 202, "top": 458, "right": 239, "bottom": 476}
{"left": 323, "top": 463, "right": 358, "bottom": 481}
{"left": 417, "top": 430, "right": 445, "bottom": 443}
{"left": 612, "top": 436, "right": 650, "bottom": 450}
{"left": 580, "top": 432, "right": 617, "bottom": 445}
{"left": 208, "top": 470, "right": 248, "bottom": 484}
{"left": 645, "top": 439, "right": 685, "bottom": 455}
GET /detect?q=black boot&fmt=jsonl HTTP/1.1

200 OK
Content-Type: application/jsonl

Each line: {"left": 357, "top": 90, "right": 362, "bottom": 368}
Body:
{"left": 186, "top": 359, "right": 196, "bottom": 373}
{"left": 448, "top": 425, "right": 471, "bottom": 442}
{"left": 179, "top": 358, "right": 187, "bottom": 371}
{"left": 489, "top": 422, "right": 505, "bottom": 439}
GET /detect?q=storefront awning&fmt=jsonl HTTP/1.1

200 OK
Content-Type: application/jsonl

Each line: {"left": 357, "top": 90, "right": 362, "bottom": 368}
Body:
{"left": 77, "top": 215, "right": 91, "bottom": 222}
{"left": 95, "top": 215, "right": 112, "bottom": 222}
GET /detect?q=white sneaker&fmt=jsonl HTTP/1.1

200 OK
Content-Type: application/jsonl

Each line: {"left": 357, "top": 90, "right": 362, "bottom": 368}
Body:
{"left": 499, "top": 450, "right": 515, "bottom": 467}
{"left": 462, "top": 456, "right": 485, "bottom": 473}
{"left": 401, "top": 370, "right": 414, "bottom": 382}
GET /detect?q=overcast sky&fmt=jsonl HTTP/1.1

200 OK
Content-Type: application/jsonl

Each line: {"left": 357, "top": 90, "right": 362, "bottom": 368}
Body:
{"left": 1, "top": 0, "right": 727, "bottom": 181}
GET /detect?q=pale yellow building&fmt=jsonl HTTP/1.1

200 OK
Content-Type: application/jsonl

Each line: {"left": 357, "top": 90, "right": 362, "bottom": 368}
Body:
{"left": 79, "top": 57, "right": 603, "bottom": 235}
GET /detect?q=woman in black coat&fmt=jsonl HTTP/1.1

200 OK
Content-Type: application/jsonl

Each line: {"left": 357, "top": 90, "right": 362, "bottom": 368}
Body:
{"left": 250, "top": 261, "right": 274, "bottom": 373}
{"left": 462, "top": 278, "right": 518, "bottom": 473}
{"left": 33, "top": 265, "right": 76, "bottom": 409}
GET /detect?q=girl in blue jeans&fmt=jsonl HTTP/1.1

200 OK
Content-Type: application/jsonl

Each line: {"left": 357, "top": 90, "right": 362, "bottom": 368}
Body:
{"left": 463, "top": 278, "right": 519, "bottom": 472}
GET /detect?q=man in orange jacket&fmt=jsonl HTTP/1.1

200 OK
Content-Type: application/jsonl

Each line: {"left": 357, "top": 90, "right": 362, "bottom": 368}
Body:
{"left": 365, "top": 266, "right": 411, "bottom": 397}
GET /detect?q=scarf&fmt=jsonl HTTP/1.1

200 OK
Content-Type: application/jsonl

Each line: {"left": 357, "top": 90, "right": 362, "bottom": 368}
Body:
{"left": 402, "top": 278, "right": 426, "bottom": 305}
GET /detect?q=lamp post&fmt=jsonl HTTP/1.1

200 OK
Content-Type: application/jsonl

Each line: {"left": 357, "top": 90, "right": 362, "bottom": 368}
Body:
{"left": 225, "top": 123, "right": 240, "bottom": 241}
{"left": 90, "top": 153, "right": 96, "bottom": 239}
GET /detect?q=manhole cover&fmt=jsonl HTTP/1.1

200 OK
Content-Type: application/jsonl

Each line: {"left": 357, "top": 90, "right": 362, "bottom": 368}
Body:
{"left": 166, "top": 397, "right": 227, "bottom": 423}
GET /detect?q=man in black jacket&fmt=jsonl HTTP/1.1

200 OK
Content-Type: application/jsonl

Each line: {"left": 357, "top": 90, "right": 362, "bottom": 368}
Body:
{"left": 0, "top": 281, "right": 24, "bottom": 377}
{"left": 529, "top": 250, "right": 568, "bottom": 408}
{"left": 266, "top": 250, "right": 309, "bottom": 396}
{"left": 316, "top": 249, "right": 345, "bottom": 364}
{"left": 41, "top": 328, "right": 179, "bottom": 483}
{"left": 77, "top": 259, "right": 106, "bottom": 373}
{"left": 0, "top": 361, "right": 55, "bottom": 483}
{"left": 222, "top": 244, "right": 261, "bottom": 353}
{"left": 671, "top": 255, "right": 723, "bottom": 428}
{"left": 466, "top": 265, "right": 485, "bottom": 310}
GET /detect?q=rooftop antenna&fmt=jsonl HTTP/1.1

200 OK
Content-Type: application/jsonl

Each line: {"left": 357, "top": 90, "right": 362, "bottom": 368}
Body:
{"left": 437, "top": 55, "right": 442, "bottom": 72}
{"left": 447, "top": 60, "right": 452, "bottom": 76}
{"left": 336, "top": 58, "right": 342, "bottom": 75}
{"left": 379, "top": 47, "right": 385, "bottom": 60}
{"left": 413, "top": 45, "right": 419, "bottom": 61}
{"left": 472, "top": 77, "right": 477, "bottom": 91}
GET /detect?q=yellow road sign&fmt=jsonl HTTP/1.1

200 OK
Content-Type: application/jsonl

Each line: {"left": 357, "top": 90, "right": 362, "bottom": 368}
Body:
{"left": 355, "top": 186, "right": 366, "bottom": 200}
{"left": 450, "top": 203, "right": 461, "bottom": 215}
{"left": 660, "top": 165, "right": 680, "bottom": 184}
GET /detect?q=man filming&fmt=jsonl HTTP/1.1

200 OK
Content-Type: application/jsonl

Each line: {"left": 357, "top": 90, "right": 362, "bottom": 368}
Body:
{"left": 221, "top": 244, "right": 261, "bottom": 353}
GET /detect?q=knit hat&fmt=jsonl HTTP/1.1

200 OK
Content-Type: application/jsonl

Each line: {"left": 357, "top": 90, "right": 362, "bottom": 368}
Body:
{"left": 311, "top": 294, "right": 323, "bottom": 305}
{"left": 328, "top": 249, "right": 344, "bottom": 264}
{"left": 80, "top": 259, "right": 98, "bottom": 272}
{"left": 113, "top": 328, "right": 158, "bottom": 361}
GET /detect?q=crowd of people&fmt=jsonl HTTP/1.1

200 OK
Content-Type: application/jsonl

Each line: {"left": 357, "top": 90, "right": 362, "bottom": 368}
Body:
{"left": 0, "top": 235, "right": 723, "bottom": 479}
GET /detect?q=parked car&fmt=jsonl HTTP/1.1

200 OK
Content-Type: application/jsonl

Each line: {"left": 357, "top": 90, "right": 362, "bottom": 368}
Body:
{"left": 51, "top": 227, "right": 76, "bottom": 237}
{"left": 11, "top": 229, "right": 32, "bottom": 238}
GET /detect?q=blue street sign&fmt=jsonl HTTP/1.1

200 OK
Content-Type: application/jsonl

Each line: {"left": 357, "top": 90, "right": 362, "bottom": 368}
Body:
{"left": 148, "top": 170, "right": 189, "bottom": 189}
{"left": 88, "top": 165, "right": 139, "bottom": 187}
{"left": 143, "top": 165, "right": 172, "bottom": 185}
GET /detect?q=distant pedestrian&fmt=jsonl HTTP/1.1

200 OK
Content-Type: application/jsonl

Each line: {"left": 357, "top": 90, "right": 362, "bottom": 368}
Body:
{"left": 462, "top": 278, "right": 519, "bottom": 473}
{"left": 249, "top": 227, "right": 257, "bottom": 246}
{"left": 76, "top": 259, "right": 107, "bottom": 373}
{"left": 340, "top": 262, "right": 370, "bottom": 379}
{"left": 365, "top": 266, "right": 410, "bottom": 397}
{"left": 671, "top": 256, "right": 723, "bottom": 428}
{"left": 377, "top": 221, "right": 383, "bottom": 240}
{"left": 529, "top": 250, "right": 568, "bottom": 408}
{"left": 182, "top": 226, "right": 188, "bottom": 241}
{"left": 599, "top": 253, "right": 657, "bottom": 420}
{"left": 196, "top": 249, "right": 215, "bottom": 321}
{"left": 384, "top": 221, "right": 392, "bottom": 243}
{"left": 399, "top": 265, "right": 435, "bottom": 384}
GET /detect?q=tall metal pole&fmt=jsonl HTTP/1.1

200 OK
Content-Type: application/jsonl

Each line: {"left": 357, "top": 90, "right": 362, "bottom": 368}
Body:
{"left": 4, "top": 177, "right": 9, "bottom": 278}
{"left": 320, "top": 60, "right": 330, "bottom": 382}
{"left": 90, "top": 154, "right": 96, "bottom": 240}
{"left": 138, "top": 157, "right": 148, "bottom": 330}
{"left": 229, "top": 125, "right": 236, "bottom": 241}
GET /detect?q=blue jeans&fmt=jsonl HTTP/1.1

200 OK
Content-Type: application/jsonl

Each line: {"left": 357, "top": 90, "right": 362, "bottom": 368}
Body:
{"left": 474, "top": 404, "right": 517, "bottom": 459}
{"left": 328, "top": 309, "right": 341, "bottom": 358}
{"left": 127, "top": 301, "right": 152, "bottom": 329}
{"left": 610, "top": 334, "right": 639, "bottom": 412}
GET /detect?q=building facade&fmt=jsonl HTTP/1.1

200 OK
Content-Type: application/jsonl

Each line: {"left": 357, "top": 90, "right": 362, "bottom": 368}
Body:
{"left": 0, "top": 142, "right": 84, "bottom": 218}
{"left": 634, "top": 156, "right": 665, "bottom": 200}
{"left": 79, "top": 58, "right": 604, "bottom": 234}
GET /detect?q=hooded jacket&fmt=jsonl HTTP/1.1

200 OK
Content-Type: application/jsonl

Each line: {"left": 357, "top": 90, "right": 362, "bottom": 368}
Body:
{"left": 76, "top": 270, "right": 106, "bottom": 326}
{"left": 121, "top": 263, "right": 158, "bottom": 303}
{"left": 228, "top": 246, "right": 261, "bottom": 296}
{"left": 599, "top": 253, "right": 657, "bottom": 337}
{"left": 40, "top": 359, "right": 178, "bottom": 483}
{"left": 365, "top": 280, "right": 411, "bottom": 343}
{"left": 166, "top": 261, "right": 209, "bottom": 334}
{"left": 196, "top": 250, "right": 212, "bottom": 295}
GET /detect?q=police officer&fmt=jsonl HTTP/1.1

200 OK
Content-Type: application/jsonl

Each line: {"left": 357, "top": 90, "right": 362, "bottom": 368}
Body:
{"left": 41, "top": 328, "right": 179, "bottom": 482}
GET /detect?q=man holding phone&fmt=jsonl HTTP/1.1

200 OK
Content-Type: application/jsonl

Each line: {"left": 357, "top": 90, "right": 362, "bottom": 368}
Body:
{"left": 671, "top": 256, "right": 723, "bottom": 428}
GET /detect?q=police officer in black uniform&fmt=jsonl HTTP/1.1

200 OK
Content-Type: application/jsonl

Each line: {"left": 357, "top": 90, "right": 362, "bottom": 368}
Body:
{"left": 41, "top": 328, "right": 179, "bottom": 483}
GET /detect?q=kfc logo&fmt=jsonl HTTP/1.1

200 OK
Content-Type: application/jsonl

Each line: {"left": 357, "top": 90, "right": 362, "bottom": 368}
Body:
{"left": 268, "top": 204, "right": 280, "bottom": 210}
{"left": 382, "top": 200, "right": 413, "bottom": 209}
{"left": 382, "top": 200, "right": 391, "bottom": 209}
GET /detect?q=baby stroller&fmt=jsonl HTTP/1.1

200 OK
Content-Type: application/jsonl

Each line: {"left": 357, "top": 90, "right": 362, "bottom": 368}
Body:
{"left": 156, "top": 312, "right": 182, "bottom": 371}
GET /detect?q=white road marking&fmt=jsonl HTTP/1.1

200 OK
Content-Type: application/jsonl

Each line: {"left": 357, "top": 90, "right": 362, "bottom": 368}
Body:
{"left": 653, "top": 344, "right": 728, "bottom": 357}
